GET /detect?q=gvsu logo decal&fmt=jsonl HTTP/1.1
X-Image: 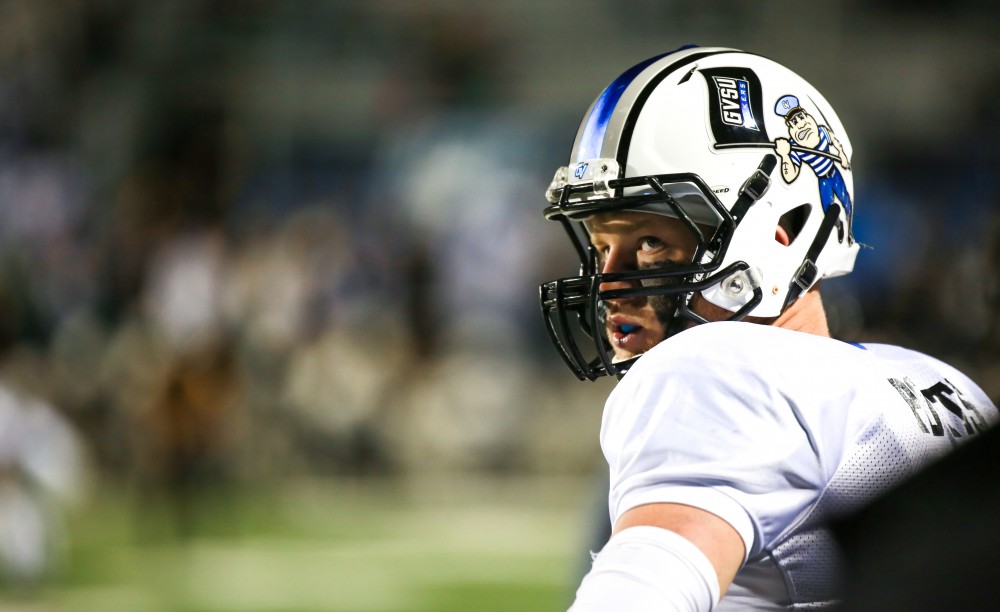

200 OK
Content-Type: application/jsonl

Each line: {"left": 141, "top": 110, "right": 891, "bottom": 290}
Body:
{"left": 700, "top": 67, "right": 770, "bottom": 147}
{"left": 712, "top": 76, "right": 758, "bottom": 130}
{"left": 574, "top": 162, "right": 589, "bottom": 179}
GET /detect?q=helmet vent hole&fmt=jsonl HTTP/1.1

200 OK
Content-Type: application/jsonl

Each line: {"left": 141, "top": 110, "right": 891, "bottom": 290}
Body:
{"left": 778, "top": 204, "right": 811, "bottom": 245}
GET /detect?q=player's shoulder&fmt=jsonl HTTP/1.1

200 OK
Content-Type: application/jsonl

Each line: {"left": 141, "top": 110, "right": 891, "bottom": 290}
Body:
{"left": 861, "top": 342, "right": 969, "bottom": 381}
{"left": 861, "top": 342, "right": 941, "bottom": 364}
{"left": 861, "top": 342, "right": 994, "bottom": 404}
{"left": 638, "top": 321, "right": 850, "bottom": 369}
{"left": 652, "top": 320, "right": 780, "bottom": 352}
{"left": 619, "top": 321, "right": 873, "bottom": 403}
{"left": 605, "top": 323, "right": 869, "bottom": 458}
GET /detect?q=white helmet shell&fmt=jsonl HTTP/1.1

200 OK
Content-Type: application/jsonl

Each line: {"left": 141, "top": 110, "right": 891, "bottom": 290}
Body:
{"left": 563, "top": 46, "right": 858, "bottom": 317}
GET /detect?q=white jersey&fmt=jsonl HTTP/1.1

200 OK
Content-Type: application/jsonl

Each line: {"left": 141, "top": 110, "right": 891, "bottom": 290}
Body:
{"left": 601, "top": 321, "right": 998, "bottom": 610}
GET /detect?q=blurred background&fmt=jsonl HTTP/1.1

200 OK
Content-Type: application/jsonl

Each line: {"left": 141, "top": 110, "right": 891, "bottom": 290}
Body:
{"left": 0, "top": 0, "right": 997, "bottom": 610}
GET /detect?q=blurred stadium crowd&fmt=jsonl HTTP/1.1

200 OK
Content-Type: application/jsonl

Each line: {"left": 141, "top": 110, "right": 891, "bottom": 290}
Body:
{"left": 0, "top": 0, "right": 997, "bottom": 588}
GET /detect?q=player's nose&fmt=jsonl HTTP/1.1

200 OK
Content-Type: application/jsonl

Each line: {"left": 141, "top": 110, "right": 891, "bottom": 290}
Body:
{"left": 597, "top": 247, "right": 639, "bottom": 295}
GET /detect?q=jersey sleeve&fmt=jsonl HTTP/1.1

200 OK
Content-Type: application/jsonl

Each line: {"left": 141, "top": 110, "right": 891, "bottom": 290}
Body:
{"left": 600, "top": 323, "right": 852, "bottom": 560}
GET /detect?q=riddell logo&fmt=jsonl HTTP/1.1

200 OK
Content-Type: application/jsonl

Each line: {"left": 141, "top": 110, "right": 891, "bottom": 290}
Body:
{"left": 713, "top": 76, "right": 758, "bottom": 130}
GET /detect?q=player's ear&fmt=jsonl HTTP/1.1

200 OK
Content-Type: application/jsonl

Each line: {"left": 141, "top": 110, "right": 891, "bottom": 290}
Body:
{"left": 775, "top": 225, "right": 791, "bottom": 246}
{"left": 776, "top": 204, "right": 808, "bottom": 246}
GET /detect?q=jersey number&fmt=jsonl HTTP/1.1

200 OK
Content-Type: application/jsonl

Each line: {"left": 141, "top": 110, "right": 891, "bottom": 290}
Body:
{"left": 888, "top": 377, "right": 989, "bottom": 437}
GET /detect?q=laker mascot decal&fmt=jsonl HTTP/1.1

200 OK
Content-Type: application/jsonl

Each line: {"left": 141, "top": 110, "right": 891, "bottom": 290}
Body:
{"left": 773, "top": 94, "right": 853, "bottom": 239}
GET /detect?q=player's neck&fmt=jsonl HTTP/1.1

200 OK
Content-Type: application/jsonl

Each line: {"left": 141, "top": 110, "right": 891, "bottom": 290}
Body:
{"left": 772, "top": 289, "right": 831, "bottom": 337}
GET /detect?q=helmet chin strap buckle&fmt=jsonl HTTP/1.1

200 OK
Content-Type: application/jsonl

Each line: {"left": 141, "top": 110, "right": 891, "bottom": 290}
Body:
{"left": 791, "top": 259, "right": 819, "bottom": 294}
{"left": 783, "top": 203, "right": 841, "bottom": 310}
{"left": 782, "top": 258, "right": 818, "bottom": 312}
{"left": 741, "top": 167, "right": 772, "bottom": 201}
{"left": 731, "top": 154, "right": 777, "bottom": 225}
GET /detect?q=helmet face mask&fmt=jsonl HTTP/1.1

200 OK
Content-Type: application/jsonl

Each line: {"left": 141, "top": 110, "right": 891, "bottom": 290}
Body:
{"left": 541, "top": 169, "right": 764, "bottom": 380}
{"left": 540, "top": 47, "right": 860, "bottom": 380}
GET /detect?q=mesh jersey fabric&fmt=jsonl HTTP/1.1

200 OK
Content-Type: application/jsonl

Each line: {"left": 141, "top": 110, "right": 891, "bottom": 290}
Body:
{"left": 599, "top": 321, "right": 997, "bottom": 609}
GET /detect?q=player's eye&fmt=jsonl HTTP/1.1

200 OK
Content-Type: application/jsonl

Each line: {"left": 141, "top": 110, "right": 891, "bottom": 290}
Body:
{"left": 639, "top": 237, "right": 665, "bottom": 254}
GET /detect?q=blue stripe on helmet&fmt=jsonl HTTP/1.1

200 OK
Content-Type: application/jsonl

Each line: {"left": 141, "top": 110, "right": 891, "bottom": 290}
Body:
{"left": 576, "top": 45, "right": 698, "bottom": 161}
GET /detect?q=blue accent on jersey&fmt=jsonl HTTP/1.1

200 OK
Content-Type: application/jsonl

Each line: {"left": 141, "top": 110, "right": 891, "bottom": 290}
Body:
{"left": 577, "top": 47, "right": 695, "bottom": 161}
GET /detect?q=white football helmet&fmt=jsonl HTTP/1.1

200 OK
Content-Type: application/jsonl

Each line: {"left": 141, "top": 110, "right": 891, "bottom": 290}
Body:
{"left": 541, "top": 46, "right": 860, "bottom": 380}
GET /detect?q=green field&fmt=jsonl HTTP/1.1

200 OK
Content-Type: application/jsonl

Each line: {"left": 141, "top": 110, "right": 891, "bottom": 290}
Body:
{"left": 0, "top": 474, "right": 597, "bottom": 611}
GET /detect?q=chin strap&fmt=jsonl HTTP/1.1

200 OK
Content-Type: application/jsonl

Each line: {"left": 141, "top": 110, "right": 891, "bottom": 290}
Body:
{"left": 730, "top": 154, "right": 777, "bottom": 225}
{"left": 783, "top": 203, "right": 842, "bottom": 311}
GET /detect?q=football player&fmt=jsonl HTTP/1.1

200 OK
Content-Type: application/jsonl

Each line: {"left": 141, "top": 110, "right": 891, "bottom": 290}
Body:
{"left": 539, "top": 46, "right": 998, "bottom": 610}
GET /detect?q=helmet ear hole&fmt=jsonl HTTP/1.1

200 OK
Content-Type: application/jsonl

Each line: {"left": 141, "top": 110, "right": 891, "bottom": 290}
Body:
{"left": 777, "top": 204, "right": 811, "bottom": 245}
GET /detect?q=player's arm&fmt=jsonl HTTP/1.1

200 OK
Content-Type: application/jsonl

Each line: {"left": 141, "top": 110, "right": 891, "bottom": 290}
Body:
{"left": 615, "top": 502, "right": 745, "bottom": 592}
{"left": 569, "top": 502, "right": 745, "bottom": 611}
